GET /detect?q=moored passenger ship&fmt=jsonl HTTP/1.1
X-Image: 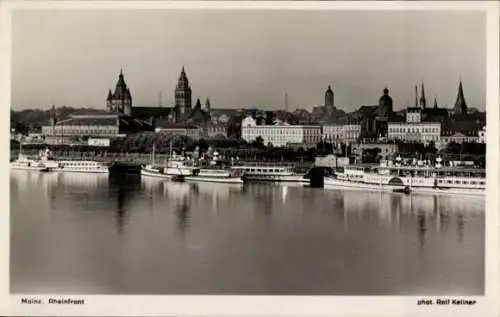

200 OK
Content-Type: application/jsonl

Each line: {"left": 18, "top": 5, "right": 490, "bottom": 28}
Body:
{"left": 183, "top": 168, "right": 244, "bottom": 184}
{"left": 51, "top": 160, "right": 111, "bottom": 174}
{"left": 10, "top": 154, "right": 51, "bottom": 172}
{"left": 324, "top": 158, "right": 485, "bottom": 196}
{"left": 231, "top": 163, "right": 309, "bottom": 183}
{"left": 35, "top": 148, "right": 111, "bottom": 174}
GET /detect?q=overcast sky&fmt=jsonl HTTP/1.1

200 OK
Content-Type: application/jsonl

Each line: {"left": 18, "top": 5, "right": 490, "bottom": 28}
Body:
{"left": 11, "top": 9, "right": 486, "bottom": 112}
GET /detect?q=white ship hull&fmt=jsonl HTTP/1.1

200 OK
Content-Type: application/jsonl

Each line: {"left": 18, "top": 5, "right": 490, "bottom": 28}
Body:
{"left": 183, "top": 175, "right": 244, "bottom": 184}
{"left": 53, "top": 168, "right": 109, "bottom": 174}
{"left": 40, "top": 159, "right": 110, "bottom": 174}
{"left": 164, "top": 167, "right": 196, "bottom": 176}
{"left": 323, "top": 177, "right": 401, "bottom": 192}
{"left": 141, "top": 167, "right": 174, "bottom": 179}
{"left": 323, "top": 177, "right": 485, "bottom": 196}
{"left": 321, "top": 161, "right": 486, "bottom": 197}
{"left": 10, "top": 164, "right": 51, "bottom": 172}
{"left": 242, "top": 174, "right": 309, "bottom": 183}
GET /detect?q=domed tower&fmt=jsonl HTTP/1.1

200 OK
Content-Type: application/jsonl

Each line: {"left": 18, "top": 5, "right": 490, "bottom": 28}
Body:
{"left": 325, "top": 85, "right": 334, "bottom": 109}
{"left": 107, "top": 69, "right": 132, "bottom": 115}
{"left": 174, "top": 66, "right": 192, "bottom": 119}
{"left": 378, "top": 87, "right": 393, "bottom": 117}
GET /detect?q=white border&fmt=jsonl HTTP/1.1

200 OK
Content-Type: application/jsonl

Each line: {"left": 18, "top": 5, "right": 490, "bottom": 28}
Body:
{"left": 0, "top": 1, "right": 498, "bottom": 316}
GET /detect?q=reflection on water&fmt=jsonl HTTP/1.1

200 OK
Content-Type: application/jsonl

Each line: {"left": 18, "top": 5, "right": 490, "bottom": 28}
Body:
{"left": 10, "top": 171, "right": 485, "bottom": 295}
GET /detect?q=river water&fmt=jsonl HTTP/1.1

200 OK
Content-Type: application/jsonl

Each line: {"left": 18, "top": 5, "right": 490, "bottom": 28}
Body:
{"left": 10, "top": 170, "right": 484, "bottom": 295}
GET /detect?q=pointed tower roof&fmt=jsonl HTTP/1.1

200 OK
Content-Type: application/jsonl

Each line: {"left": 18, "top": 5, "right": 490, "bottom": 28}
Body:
{"left": 176, "top": 66, "right": 190, "bottom": 90}
{"left": 419, "top": 82, "right": 426, "bottom": 108}
{"left": 107, "top": 89, "right": 113, "bottom": 100}
{"left": 113, "top": 69, "right": 129, "bottom": 98}
{"left": 454, "top": 80, "right": 468, "bottom": 114}
{"left": 457, "top": 80, "right": 465, "bottom": 101}
{"left": 433, "top": 97, "right": 438, "bottom": 109}
{"left": 194, "top": 97, "right": 202, "bottom": 109}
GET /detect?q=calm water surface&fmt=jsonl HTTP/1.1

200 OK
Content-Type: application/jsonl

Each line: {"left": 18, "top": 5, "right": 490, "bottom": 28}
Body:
{"left": 10, "top": 170, "right": 484, "bottom": 295}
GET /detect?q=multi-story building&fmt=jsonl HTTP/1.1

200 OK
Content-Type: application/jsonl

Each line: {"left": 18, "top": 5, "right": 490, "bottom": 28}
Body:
{"left": 322, "top": 123, "right": 361, "bottom": 143}
{"left": 203, "top": 122, "right": 229, "bottom": 139}
{"left": 241, "top": 117, "right": 321, "bottom": 147}
{"left": 387, "top": 101, "right": 441, "bottom": 144}
{"left": 41, "top": 110, "right": 154, "bottom": 144}
{"left": 440, "top": 131, "right": 480, "bottom": 145}
{"left": 322, "top": 124, "right": 343, "bottom": 141}
{"left": 387, "top": 121, "right": 441, "bottom": 144}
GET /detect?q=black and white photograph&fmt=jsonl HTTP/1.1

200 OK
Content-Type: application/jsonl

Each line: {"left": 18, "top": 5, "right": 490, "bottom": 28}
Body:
{"left": 1, "top": 1, "right": 499, "bottom": 316}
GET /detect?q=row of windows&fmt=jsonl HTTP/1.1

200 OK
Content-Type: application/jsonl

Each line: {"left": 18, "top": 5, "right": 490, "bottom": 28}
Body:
{"left": 61, "top": 162, "right": 100, "bottom": 167}
{"left": 324, "top": 133, "right": 360, "bottom": 138}
{"left": 243, "top": 130, "right": 321, "bottom": 136}
{"left": 389, "top": 136, "right": 440, "bottom": 141}
{"left": 388, "top": 127, "right": 439, "bottom": 133}
{"left": 324, "top": 128, "right": 360, "bottom": 132}
{"left": 437, "top": 179, "right": 485, "bottom": 185}
{"left": 50, "top": 129, "right": 119, "bottom": 135}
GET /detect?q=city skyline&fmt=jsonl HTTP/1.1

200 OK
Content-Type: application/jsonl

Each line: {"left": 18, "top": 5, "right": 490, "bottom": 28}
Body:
{"left": 12, "top": 10, "right": 486, "bottom": 112}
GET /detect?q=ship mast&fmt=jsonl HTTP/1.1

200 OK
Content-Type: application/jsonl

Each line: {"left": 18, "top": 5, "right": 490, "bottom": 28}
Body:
{"left": 151, "top": 143, "right": 155, "bottom": 165}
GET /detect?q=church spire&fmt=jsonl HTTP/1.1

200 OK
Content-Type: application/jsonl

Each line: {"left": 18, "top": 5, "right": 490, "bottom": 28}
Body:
{"left": 194, "top": 97, "right": 202, "bottom": 110}
{"left": 419, "top": 81, "right": 426, "bottom": 109}
{"left": 414, "top": 85, "right": 419, "bottom": 108}
{"left": 454, "top": 80, "right": 468, "bottom": 115}
{"left": 205, "top": 97, "right": 211, "bottom": 111}
{"left": 433, "top": 97, "right": 438, "bottom": 109}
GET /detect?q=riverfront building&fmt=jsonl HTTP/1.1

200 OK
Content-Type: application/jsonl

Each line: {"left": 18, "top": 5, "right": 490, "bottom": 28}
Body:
{"left": 322, "top": 122, "right": 361, "bottom": 143}
{"left": 41, "top": 108, "right": 154, "bottom": 144}
{"left": 241, "top": 116, "right": 321, "bottom": 147}
{"left": 386, "top": 84, "right": 442, "bottom": 145}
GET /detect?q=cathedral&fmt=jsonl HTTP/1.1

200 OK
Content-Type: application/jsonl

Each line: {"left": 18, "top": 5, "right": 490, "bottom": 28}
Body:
{"left": 106, "top": 69, "right": 132, "bottom": 115}
{"left": 105, "top": 67, "right": 214, "bottom": 125}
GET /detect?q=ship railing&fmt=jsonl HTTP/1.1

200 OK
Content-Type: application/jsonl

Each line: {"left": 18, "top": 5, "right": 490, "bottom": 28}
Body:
{"left": 233, "top": 161, "right": 297, "bottom": 168}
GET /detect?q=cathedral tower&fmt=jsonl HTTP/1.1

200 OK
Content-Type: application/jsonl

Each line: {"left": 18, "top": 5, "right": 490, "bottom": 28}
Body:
{"left": 174, "top": 66, "right": 192, "bottom": 120}
{"left": 106, "top": 69, "right": 132, "bottom": 115}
